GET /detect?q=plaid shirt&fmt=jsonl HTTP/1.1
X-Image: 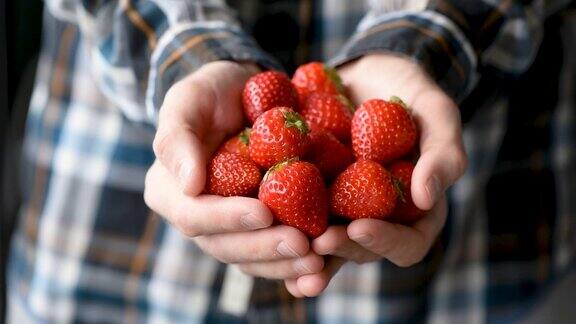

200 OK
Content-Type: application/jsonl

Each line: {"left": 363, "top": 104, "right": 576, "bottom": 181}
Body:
{"left": 7, "top": 0, "right": 576, "bottom": 323}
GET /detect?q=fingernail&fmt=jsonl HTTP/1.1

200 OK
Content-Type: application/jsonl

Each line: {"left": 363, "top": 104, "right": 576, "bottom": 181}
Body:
{"left": 240, "top": 214, "right": 268, "bottom": 230}
{"left": 351, "top": 234, "right": 373, "bottom": 245}
{"left": 293, "top": 258, "right": 312, "bottom": 275}
{"left": 277, "top": 241, "right": 300, "bottom": 257}
{"left": 426, "top": 175, "right": 441, "bottom": 204}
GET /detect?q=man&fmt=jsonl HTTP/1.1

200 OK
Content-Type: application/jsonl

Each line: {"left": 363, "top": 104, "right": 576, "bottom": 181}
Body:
{"left": 7, "top": 0, "right": 575, "bottom": 322}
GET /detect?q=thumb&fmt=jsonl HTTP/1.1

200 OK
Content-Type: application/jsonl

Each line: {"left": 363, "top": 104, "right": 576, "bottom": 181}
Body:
{"left": 411, "top": 143, "right": 468, "bottom": 210}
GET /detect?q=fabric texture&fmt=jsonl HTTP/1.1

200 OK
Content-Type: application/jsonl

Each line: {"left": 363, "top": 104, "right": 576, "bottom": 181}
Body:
{"left": 7, "top": 0, "right": 576, "bottom": 323}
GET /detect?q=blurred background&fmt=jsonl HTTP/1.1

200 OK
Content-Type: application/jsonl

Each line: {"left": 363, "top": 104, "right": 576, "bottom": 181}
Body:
{"left": 0, "top": 1, "right": 575, "bottom": 323}
{"left": 0, "top": 0, "right": 43, "bottom": 320}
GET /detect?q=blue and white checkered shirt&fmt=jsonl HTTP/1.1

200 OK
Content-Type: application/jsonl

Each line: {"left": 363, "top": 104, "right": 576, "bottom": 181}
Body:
{"left": 7, "top": 0, "right": 576, "bottom": 322}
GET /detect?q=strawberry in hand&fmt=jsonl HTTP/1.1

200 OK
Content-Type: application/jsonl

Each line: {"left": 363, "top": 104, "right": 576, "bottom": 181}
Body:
{"left": 292, "top": 62, "right": 345, "bottom": 106}
{"left": 329, "top": 160, "right": 397, "bottom": 220}
{"left": 219, "top": 128, "right": 251, "bottom": 159}
{"left": 249, "top": 107, "right": 310, "bottom": 169}
{"left": 389, "top": 160, "right": 426, "bottom": 224}
{"left": 259, "top": 159, "right": 328, "bottom": 238}
{"left": 304, "top": 130, "right": 354, "bottom": 180}
{"left": 301, "top": 92, "right": 354, "bottom": 143}
{"left": 243, "top": 71, "right": 299, "bottom": 123}
{"left": 206, "top": 152, "right": 262, "bottom": 197}
{"left": 351, "top": 97, "right": 417, "bottom": 164}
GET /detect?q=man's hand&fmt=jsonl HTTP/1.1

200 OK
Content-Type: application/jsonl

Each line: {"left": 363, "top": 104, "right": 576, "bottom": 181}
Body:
{"left": 144, "top": 61, "right": 324, "bottom": 280}
{"left": 284, "top": 54, "right": 468, "bottom": 297}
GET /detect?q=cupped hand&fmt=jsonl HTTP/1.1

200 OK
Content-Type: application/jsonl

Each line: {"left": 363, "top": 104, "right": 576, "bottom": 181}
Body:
{"left": 144, "top": 61, "right": 324, "bottom": 280}
{"left": 284, "top": 54, "right": 468, "bottom": 297}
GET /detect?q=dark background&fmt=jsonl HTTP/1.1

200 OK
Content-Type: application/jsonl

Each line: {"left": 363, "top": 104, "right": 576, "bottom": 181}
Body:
{"left": 1, "top": 0, "right": 44, "bottom": 321}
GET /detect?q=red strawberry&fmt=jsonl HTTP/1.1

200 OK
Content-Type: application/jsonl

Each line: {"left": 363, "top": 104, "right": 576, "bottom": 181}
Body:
{"left": 206, "top": 152, "right": 262, "bottom": 197}
{"left": 304, "top": 130, "right": 354, "bottom": 180}
{"left": 330, "top": 160, "right": 397, "bottom": 220}
{"left": 219, "top": 128, "right": 251, "bottom": 159}
{"left": 351, "top": 97, "right": 417, "bottom": 164}
{"left": 243, "top": 71, "right": 299, "bottom": 123}
{"left": 389, "top": 160, "right": 425, "bottom": 223}
{"left": 249, "top": 107, "right": 310, "bottom": 169}
{"left": 292, "top": 62, "right": 344, "bottom": 106}
{"left": 259, "top": 160, "right": 328, "bottom": 238}
{"left": 301, "top": 92, "right": 354, "bottom": 142}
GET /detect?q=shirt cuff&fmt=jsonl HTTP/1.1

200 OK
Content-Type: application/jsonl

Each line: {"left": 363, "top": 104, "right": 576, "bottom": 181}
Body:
{"left": 146, "top": 24, "right": 281, "bottom": 124}
{"left": 329, "top": 10, "right": 478, "bottom": 103}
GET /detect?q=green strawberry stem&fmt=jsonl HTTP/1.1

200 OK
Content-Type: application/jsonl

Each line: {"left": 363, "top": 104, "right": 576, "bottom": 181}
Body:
{"left": 324, "top": 66, "right": 345, "bottom": 93}
{"left": 239, "top": 128, "right": 251, "bottom": 146}
{"left": 338, "top": 94, "right": 356, "bottom": 114}
{"left": 393, "top": 178, "right": 406, "bottom": 203}
{"left": 324, "top": 66, "right": 345, "bottom": 94}
{"left": 283, "top": 111, "right": 310, "bottom": 135}
{"left": 263, "top": 157, "right": 298, "bottom": 181}
{"left": 389, "top": 96, "right": 408, "bottom": 109}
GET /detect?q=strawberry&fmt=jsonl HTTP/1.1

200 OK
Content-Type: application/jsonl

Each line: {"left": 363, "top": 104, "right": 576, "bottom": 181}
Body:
{"left": 304, "top": 130, "right": 354, "bottom": 180}
{"left": 301, "top": 92, "right": 354, "bottom": 142}
{"left": 330, "top": 160, "right": 397, "bottom": 220}
{"left": 291, "top": 62, "right": 344, "bottom": 106}
{"left": 351, "top": 97, "right": 417, "bottom": 164}
{"left": 243, "top": 71, "right": 299, "bottom": 123}
{"left": 259, "top": 160, "right": 328, "bottom": 238}
{"left": 249, "top": 107, "right": 310, "bottom": 169}
{"left": 206, "top": 152, "right": 262, "bottom": 197}
{"left": 389, "top": 160, "right": 425, "bottom": 223}
{"left": 219, "top": 128, "right": 251, "bottom": 159}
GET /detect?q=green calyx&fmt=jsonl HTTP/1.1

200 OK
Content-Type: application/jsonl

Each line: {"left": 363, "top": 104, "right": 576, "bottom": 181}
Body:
{"left": 263, "top": 157, "right": 299, "bottom": 181}
{"left": 239, "top": 127, "right": 251, "bottom": 146}
{"left": 389, "top": 96, "right": 408, "bottom": 109}
{"left": 283, "top": 110, "right": 310, "bottom": 135}
{"left": 324, "top": 66, "right": 345, "bottom": 94}
{"left": 337, "top": 94, "right": 356, "bottom": 114}
{"left": 393, "top": 178, "right": 406, "bottom": 203}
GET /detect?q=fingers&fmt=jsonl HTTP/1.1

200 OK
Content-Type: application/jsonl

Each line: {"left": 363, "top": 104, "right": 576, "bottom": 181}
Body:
{"left": 312, "top": 226, "right": 380, "bottom": 263}
{"left": 144, "top": 161, "right": 273, "bottom": 236}
{"left": 347, "top": 198, "right": 447, "bottom": 267}
{"left": 153, "top": 77, "right": 218, "bottom": 196}
{"left": 412, "top": 144, "right": 467, "bottom": 210}
{"left": 284, "top": 279, "right": 305, "bottom": 298}
{"left": 194, "top": 225, "right": 311, "bottom": 263}
{"left": 294, "top": 257, "right": 347, "bottom": 297}
{"left": 237, "top": 252, "right": 324, "bottom": 279}
{"left": 153, "top": 62, "right": 254, "bottom": 196}
{"left": 411, "top": 91, "right": 468, "bottom": 210}
{"left": 152, "top": 126, "right": 208, "bottom": 196}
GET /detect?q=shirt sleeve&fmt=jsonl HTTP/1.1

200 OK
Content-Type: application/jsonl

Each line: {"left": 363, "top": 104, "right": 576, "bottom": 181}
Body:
{"left": 62, "top": 0, "right": 281, "bottom": 125}
{"left": 329, "top": 0, "right": 571, "bottom": 103}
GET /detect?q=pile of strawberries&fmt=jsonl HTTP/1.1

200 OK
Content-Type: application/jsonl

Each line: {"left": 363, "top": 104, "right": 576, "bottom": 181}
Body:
{"left": 207, "top": 62, "right": 424, "bottom": 238}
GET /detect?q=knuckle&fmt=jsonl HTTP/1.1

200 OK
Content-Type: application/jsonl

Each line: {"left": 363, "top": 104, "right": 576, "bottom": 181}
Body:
{"left": 279, "top": 227, "right": 309, "bottom": 256}
{"left": 303, "top": 255, "right": 324, "bottom": 273}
